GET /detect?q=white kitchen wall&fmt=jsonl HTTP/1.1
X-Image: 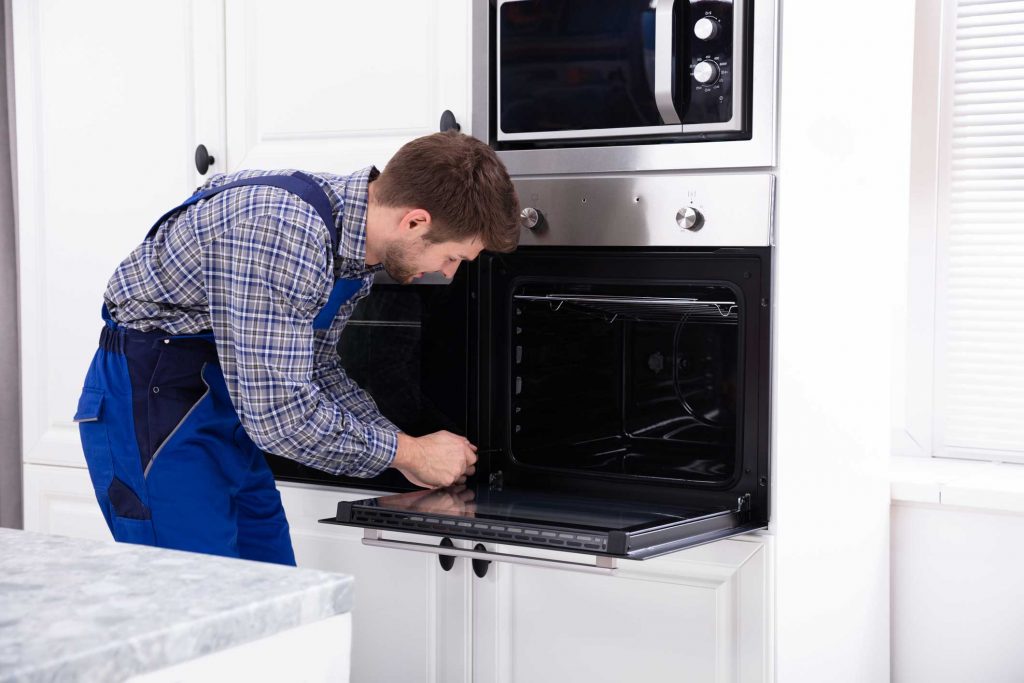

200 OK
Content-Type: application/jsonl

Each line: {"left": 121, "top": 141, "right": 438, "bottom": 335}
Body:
{"left": 773, "top": 0, "right": 915, "bottom": 679}
{"left": 892, "top": 503, "right": 1024, "bottom": 682}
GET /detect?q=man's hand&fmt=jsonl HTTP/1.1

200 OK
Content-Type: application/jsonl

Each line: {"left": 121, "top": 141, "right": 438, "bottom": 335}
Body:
{"left": 392, "top": 431, "right": 478, "bottom": 488}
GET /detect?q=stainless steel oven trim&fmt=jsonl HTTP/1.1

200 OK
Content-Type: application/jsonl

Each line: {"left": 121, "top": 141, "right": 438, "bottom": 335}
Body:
{"left": 512, "top": 172, "right": 774, "bottom": 247}
{"left": 473, "top": 0, "right": 777, "bottom": 173}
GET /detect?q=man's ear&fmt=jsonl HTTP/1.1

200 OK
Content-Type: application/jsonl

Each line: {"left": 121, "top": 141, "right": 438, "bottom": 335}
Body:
{"left": 400, "top": 208, "right": 431, "bottom": 234}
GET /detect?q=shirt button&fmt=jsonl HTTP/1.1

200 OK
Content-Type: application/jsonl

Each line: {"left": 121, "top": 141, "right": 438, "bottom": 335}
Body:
{"left": 152, "top": 387, "right": 160, "bottom": 394}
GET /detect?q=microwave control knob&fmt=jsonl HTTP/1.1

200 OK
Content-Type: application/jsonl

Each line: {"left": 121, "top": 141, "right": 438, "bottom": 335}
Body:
{"left": 693, "top": 60, "right": 721, "bottom": 85}
{"left": 676, "top": 206, "right": 704, "bottom": 231}
{"left": 694, "top": 17, "right": 721, "bottom": 41}
{"left": 520, "top": 207, "right": 544, "bottom": 231}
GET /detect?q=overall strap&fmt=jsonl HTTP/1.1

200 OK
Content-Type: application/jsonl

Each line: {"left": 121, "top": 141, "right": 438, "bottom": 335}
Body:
{"left": 132, "top": 170, "right": 363, "bottom": 332}
{"left": 145, "top": 171, "right": 338, "bottom": 254}
{"left": 312, "top": 278, "right": 364, "bottom": 330}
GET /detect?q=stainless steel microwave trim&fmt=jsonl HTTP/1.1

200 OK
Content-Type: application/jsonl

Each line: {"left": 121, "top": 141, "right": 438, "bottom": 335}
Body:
{"left": 474, "top": 0, "right": 777, "bottom": 173}
{"left": 362, "top": 528, "right": 618, "bottom": 575}
{"left": 495, "top": 0, "right": 746, "bottom": 142}
{"left": 513, "top": 173, "right": 774, "bottom": 247}
{"left": 654, "top": 0, "right": 682, "bottom": 126}
{"left": 494, "top": 116, "right": 743, "bottom": 141}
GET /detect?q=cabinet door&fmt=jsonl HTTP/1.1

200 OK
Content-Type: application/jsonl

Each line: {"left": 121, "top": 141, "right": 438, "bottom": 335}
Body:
{"left": 224, "top": 0, "right": 471, "bottom": 172}
{"left": 12, "top": 0, "right": 224, "bottom": 470}
{"left": 277, "top": 483, "right": 471, "bottom": 683}
{"left": 23, "top": 464, "right": 110, "bottom": 540}
{"left": 471, "top": 538, "right": 772, "bottom": 683}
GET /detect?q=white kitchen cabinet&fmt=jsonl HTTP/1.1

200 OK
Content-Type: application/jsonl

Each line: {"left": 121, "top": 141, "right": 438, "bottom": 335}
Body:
{"left": 22, "top": 463, "right": 110, "bottom": 542}
{"left": 281, "top": 483, "right": 771, "bottom": 683}
{"left": 472, "top": 539, "right": 771, "bottom": 683}
{"left": 13, "top": 0, "right": 223, "bottom": 472}
{"left": 14, "top": 0, "right": 472, "bottom": 509}
{"left": 223, "top": 0, "right": 473, "bottom": 173}
{"left": 278, "top": 483, "right": 473, "bottom": 683}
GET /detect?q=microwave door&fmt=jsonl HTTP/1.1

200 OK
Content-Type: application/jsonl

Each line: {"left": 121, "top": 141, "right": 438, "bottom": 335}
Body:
{"left": 319, "top": 483, "right": 754, "bottom": 560}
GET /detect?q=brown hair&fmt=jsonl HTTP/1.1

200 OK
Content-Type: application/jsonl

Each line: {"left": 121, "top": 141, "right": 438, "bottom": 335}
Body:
{"left": 372, "top": 131, "right": 520, "bottom": 253}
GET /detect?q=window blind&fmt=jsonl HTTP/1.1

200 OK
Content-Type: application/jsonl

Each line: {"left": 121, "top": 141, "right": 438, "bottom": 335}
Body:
{"left": 938, "top": 0, "right": 1024, "bottom": 460}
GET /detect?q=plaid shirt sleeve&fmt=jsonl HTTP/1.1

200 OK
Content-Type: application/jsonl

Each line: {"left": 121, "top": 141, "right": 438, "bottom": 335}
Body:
{"left": 205, "top": 213, "right": 398, "bottom": 477}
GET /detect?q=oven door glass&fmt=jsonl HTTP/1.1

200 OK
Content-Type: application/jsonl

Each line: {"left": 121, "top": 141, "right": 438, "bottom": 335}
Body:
{"left": 321, "top": 483, "right": 753, "bottom": 560}
{"left": 265, "top": 270, "right": 471, "bottom": 491}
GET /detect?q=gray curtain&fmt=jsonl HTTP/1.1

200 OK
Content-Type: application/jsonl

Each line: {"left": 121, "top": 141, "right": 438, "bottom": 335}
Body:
{"left": 0, "top": 0, "right": 21, "bottom": 529}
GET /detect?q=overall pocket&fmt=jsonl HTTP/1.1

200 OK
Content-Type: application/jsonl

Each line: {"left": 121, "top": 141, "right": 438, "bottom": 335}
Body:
{"left": 74, "top": 387, "right": 115, "bottom": 496}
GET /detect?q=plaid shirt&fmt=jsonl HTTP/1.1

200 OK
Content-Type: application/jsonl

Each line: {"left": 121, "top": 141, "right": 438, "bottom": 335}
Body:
{"left": 104, "top": 166, "right": 399, "bottom": 477}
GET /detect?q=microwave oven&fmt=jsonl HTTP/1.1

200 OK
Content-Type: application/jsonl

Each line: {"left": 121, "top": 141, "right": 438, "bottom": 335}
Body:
{"left": 481, "top": 0, "right": 778, "bottom": 174}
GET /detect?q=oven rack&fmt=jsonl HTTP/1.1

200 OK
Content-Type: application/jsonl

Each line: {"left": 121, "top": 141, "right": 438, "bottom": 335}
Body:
{"left": 514, "top": 294, "right": 738, "bottom": 324}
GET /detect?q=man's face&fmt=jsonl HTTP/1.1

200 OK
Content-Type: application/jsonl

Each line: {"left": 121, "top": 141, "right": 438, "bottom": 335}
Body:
{"left": 382, "top": 233, "right": 484, "bottom": 283}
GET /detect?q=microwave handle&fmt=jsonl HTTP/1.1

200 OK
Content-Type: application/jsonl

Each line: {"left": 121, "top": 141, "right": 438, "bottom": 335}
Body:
{"left": 654, "top": 0, "right": 682, "bottom": 125}
{"left": 362, "top": 529, "right": 618, "bottom": 575}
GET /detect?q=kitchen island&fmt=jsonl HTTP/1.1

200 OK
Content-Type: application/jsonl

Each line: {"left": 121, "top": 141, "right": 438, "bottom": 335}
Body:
{"left": 0, "top": 528, "right": 353, "bottom": 682}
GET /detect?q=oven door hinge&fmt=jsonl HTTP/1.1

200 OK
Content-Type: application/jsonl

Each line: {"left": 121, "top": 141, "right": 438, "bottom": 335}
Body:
{"left": 489, "top": 470, "right": 504, "bottom": 491}
{"left": 737, "top": 493, "right": 751, "bottom": 513}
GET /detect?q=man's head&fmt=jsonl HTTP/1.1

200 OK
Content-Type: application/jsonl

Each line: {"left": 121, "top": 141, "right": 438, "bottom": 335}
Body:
{"left": 365, "top": 131, "right": 520, "bottom": 283}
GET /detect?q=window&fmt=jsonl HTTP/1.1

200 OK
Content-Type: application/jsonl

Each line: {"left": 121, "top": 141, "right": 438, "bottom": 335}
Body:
{"left": 904, "top": 0, "right": 1024, "bottom": 463}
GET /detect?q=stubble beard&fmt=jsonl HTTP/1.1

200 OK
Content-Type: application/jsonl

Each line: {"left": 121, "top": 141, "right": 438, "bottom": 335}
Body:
{"left": 382, "top": 239, "right": 420, "bottom": 284}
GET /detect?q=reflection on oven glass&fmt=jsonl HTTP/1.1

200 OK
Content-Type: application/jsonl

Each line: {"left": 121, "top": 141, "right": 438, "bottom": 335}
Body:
{"left": 337, "top": 283, "right": 466, "bottom": 437}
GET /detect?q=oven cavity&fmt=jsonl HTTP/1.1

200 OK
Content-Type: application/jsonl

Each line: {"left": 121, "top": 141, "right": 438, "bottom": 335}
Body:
{"left": 509, "top": 282, "right": 740, "bottom": 484}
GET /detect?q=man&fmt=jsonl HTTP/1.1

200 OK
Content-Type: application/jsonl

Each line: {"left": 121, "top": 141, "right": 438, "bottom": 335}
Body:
{"left": 73, "top": 132, "right": 520, "bottom": 565}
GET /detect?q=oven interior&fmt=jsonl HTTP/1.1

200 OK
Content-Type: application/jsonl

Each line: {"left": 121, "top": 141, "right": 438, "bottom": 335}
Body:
{"left": 509, "top": 281, "right": 740, "bottom": 484}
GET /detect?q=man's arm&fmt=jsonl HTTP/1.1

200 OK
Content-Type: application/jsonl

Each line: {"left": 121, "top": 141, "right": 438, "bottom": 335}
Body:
{"left": 205, "top": 213, "right": 475, "bottom": 486}
{"left": 206, "top": 213, "right": 396, "bottom": 477}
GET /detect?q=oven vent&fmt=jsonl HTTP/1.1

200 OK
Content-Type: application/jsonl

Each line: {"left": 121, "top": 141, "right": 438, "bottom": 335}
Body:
{"left": 514, "top": 294, "right": 738, "bottom": 325}
{"left": 350, "top": 509, "right": 608, "bottom": 552}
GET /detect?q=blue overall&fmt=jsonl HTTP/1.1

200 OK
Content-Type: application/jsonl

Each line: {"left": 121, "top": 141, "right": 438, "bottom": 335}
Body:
{"left": 74, "top": 172, "right": 363, "bottom": 565}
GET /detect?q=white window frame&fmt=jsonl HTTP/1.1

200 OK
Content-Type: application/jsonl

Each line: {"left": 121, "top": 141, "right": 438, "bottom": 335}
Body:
{"left": 901, "top": 0, "right": 1024, "bottom": 464}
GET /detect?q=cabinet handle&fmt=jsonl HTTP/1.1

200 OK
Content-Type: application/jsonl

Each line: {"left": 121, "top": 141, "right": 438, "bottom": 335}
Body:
{"left": 195, "top": 144, "right": 215, "bottom": 175}
{"left": 439, "top": 110, "right": 461, "bottom": 133}
{"left": 653, "top": 0, "right": 682, "bottom": 125}
{"left": 438, "top": 537, "right": 456, "bottom": 571}
{"left": 471, "top": 543, "right": 491, "bottom": 578}
{"left": 362, "top": 529, "right": 618, "bottom": 575}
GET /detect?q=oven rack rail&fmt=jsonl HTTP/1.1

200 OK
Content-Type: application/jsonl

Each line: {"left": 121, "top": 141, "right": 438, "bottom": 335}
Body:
{"left": 514, "top": 294, "right": 739, "bottom": 324}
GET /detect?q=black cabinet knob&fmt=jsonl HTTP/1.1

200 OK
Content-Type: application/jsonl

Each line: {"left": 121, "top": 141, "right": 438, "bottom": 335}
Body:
{"left": 439, "top": 110, "right": 461, "bottom": 133}
{"left": 438, "top": 537, "right": 456, "bottom": 571}
{"left": 194, "top": 144, "right": 215, "bottom": 175}
{"left": 471, "top": 543, "right": 491, "bottom": 578}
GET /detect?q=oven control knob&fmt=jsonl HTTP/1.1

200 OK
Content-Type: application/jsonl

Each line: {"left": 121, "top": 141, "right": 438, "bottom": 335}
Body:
{"left": 694, "top": 17, "right": 721, "bottom": 41}
{"left": 520, "top": 207, "right": 544, "bottom": 231}
{"left": 676, "top": 206, "right": 705, "bottom": 231}
{"left": 693, "top": 60, "right": 721, "bottom": 85}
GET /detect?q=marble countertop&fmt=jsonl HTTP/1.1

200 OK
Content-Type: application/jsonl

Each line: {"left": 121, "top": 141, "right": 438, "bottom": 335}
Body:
{"left": 0, "top": 528, "right": 353, "bottom": 682}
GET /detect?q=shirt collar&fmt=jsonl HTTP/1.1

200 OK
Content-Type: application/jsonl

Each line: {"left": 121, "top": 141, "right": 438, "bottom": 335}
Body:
{"left": 335, "top": 165, "right": 384, "bottom": 273}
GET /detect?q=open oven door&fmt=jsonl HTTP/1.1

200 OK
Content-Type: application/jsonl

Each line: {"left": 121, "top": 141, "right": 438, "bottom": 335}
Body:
{"left": 320, "top": 481, "right": 758, "bottom": 567}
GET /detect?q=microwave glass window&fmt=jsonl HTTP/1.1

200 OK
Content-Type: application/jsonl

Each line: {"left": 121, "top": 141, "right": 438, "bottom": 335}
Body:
{"left": 500, "top": 0, "right": 670, "bottom": 132}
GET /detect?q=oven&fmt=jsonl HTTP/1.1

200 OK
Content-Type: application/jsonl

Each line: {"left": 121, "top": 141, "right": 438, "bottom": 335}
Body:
{"left": 315, "top": 172, "right": 773, "bottom": 568}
